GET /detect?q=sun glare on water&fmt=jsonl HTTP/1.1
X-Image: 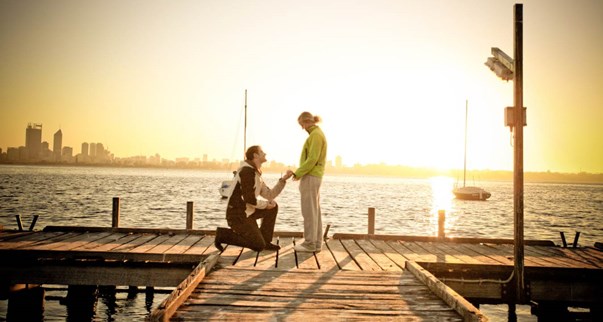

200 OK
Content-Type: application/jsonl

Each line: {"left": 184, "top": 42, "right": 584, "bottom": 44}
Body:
{"left": 429, "top": 176, "right": 455, "bottom": 235}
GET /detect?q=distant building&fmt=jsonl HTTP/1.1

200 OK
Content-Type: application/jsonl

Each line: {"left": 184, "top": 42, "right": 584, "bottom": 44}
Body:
{"left": 40, "top": 141, "right": 53, "bottom": 161}
{"left": 7, "top": 147, "right": 19, "bottom": 161}
{"left": 53, "top": 129, "right": 62, "bottom": 162}
{"left": 96, "top": 143, "right": 105, "bottom": 162}
{"left": 90, "top": 143, "right": 97, "bottom": 159}
{"left": 25, "top": 123, "right": 42, "bottom": 161}
{"left": 62, "top": 146, "right": 73, "bottom": 162}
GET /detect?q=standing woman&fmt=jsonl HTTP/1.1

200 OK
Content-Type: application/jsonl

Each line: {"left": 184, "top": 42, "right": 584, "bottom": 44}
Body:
{"left": 289, "top": 112, "right": 327, "bottom": 252}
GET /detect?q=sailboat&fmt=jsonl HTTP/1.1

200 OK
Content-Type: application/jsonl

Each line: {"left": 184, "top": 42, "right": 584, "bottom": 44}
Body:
{"left": 219, "top": 90, "right": 248, "bottom": 198}
{"left": 453, "top": 100, "right": 491, "bottom": 201}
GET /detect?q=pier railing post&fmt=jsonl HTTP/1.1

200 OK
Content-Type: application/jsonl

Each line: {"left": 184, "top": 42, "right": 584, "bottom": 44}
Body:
{"left": 438, "top": 210, "right": 446, "bottom": 239}
{"left": 112, "top": 197, "right": 120, "bottom": 228}
{"left": 368, "top": 207, "right": 375, "bottom": 235}
{"left": 186, "top": 201, "right": 194, "bottom": 230}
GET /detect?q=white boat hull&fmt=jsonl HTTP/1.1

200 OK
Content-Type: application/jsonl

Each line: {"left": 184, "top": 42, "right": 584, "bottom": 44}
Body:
{"left": 219, "top": 180, "right": 234, "bottom": 199}
{"left": 453, "top": 186, "right": 491, "bottom": 201}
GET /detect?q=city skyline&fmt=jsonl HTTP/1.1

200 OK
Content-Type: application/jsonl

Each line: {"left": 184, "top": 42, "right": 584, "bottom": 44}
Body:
{"left": 1, "top": 1, "right": 602, "bottom": 173}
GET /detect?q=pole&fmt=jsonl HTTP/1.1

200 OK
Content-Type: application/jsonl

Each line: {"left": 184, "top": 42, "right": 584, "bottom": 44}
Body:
{"left": 438, "top": 210, "right": 446, "bottom": 239}
{"left": 186, "top": 201, "right": 194, "bottom": 230}
{"left": 513, "top": 3, "right": 525, "bottom": 303}
{"left": 244, "top": 89, "right": 247, "bottom": 157}
{"left": 368, "top": 207, "right": 375, "bottom": 235}
{"left": 112, "top": 197, "right": 120, "bottom": 228}
{"left": 463, "top": 100, "right": 468, "bottom": 187}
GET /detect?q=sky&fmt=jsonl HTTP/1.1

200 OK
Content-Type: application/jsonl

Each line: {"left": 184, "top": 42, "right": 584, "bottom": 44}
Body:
{"left": 1, "top": 0, "right": 602, "bottom": 173}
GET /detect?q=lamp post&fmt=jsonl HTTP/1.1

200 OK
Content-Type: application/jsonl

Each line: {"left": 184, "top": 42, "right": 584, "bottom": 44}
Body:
{"left": 485, "top": 3, "right": 526, "bottom": 303}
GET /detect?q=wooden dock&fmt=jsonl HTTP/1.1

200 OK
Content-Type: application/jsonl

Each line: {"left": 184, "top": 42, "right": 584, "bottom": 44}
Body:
{"left": 1, "top": 226, "right": 602, "bottom": 321}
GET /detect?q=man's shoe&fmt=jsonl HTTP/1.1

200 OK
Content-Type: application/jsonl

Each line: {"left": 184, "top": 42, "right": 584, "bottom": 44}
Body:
{"left": 214, "top": 228, "right": 225, "bottom": 252}
{"left": 294, "top": 243, "right": 315, "bottom": 252}
{"left": 264, "top": 243, "right": 280, "bottom": 251}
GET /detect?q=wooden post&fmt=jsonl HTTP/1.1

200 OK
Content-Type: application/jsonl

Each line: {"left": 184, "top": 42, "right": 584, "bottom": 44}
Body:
{"left": 368, "top": 207, "right": 375, "bottom": 235}
{"left": 15, "top": 215, "right": 23, "bottom": 231}
{"left": 572, "top": 231, "right": 581, "bottom": 248}
{"left": 28, "top": 215, "right": 39, "bottom": 231}
{"left": 112, "top": 197, "right": 120, "bottom": 228}
{"left": 186, "top": 201, "right": 194, "bottom": 230}
{"left": 513, "top": 3, "right": 525, "bottom": 303}
{"left": 438, "top": 210, "right": 446, "bottom": 239}
{"left": 6, "top": 285, "right": 45, "bottom": 321}
{"left": 66, "top": 285, "right": 98, "bottom": 321}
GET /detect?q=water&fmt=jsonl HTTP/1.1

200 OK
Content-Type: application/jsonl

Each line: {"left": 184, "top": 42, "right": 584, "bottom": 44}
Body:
{"left": 1, "top": 165, "right": 602, "bottom": 321}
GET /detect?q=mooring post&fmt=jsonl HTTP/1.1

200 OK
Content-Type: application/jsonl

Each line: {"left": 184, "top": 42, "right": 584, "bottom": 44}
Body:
{"left": 438, "top": 210, "right": 446, "bottom": 239}
{"left": 15, "top": 215, "right": 23, "bottom": 231}
{"left": 368, "top": 207, "right": 375, "bottom": 235}
{"left": 112, "top": 197, "right": 120, "bottom": 228}
{"left": 186, "top": 201, "right": 194, "bottom": 230}
{"left": 28, "top": 215, "right": 39, "bottom": 231}
{"left": 572, "top": 231, "right": 581, "bottom": 248}
{"left": 560, "top": 231, "right": 567, "bottom": 247}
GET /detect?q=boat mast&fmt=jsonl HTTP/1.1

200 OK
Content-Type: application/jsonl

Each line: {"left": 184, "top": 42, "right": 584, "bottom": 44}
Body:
{"left": 463, "top": 99, "right": 468, "bottom": 187}
{"left": 244, "top": 89, "right": 247, "bottom": 158}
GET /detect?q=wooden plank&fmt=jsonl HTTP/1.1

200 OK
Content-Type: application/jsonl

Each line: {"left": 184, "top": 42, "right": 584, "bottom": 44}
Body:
{"left": 340, "top": 239, "right": 381, "bottom": 271}
{"left": 355, "top": 239, "right": 402, "bottom": 271}
{"left": 173, "top": 268, "right": 464, "bottom": 321}
{"left": 313, "top": 239, "right": 340, "bottom": 271}
{"left": 196, "top": 271, "right": 424, "bottom": 288}
{"left": 174, "top": 307, "right": 461, "bottom": 321}
{"left": 160, "top": 234, "right": 203, "bottom": 254}
{"left": 0, "top": 231, "right": 67, "bottom": 249}
{"left": 218, "top": 244, "right": 243, "bottom": 267}
{"left": 406, "top": 261, "right": 487, "bottom": 322}
{"left": 395, "top": 241, "right": 438, "bottom": 262}
{"left": 1, "top": 260, "right": 196, "bottom": 287}
{"left": 522, "top": 245, "right": 575, "bottom": 268}
{"left": 11, "top": 232, "right": 78, "bottom": 250}
{"left": 274, "top": 237, "right": 296, "bottom": 271}
{"left": 482, "top": 243, "right": 545, "bottom": 267}
{"left": 555, "top": 247, "right": 602, "bottom": 269}
{"left": 370, "top": 239, "right": 410, "bottom": 268}
{"left": 295, "top": 240, "right": 318, "bottom": 270}
{"left": 235, "top": 247, "right": 260, "bottom": 267}
{"left": 434, "top": 243, "right": 484, "bottom": 265}
{"left": 78, "top": 232, "right": 132, "bottom": 252}
{"left": 186, "top": 235, "right": 215, "bottom": 255}
{"left": 145, "top": 234, "right": 190, "bottom": 254}
{"left": 457, "top": 243, "right": 514, "bottom": 265}
{"left": 0, "top": 231, "right": 35, "bottom": 242}
{"left": 572, "top": 248, "right": 603, "bottom": 268}
{"left": 414, "top": 242, "right": 466, "bottom": 264}
{"left": 127, "top": 234, "right": 174, "bottom": 253}
{"left": 326, "top": 239, "right": 360, "bottom": 271}
{"left": 253, "top": 237, "right": 279, "bottom": 269}
{"left": 108, "top": 233, "right": 161, "bottom": 252}
{"left": 43, "top": 225, "right": 213, "bottom": 235}
{"left": 529, "top": 245, "right": 596, "bottom": 268}
{"left": 149, "top": 254, "right": 219, "bottom": 322}
{"left": 17, "top": 232, "right": 83, "bottom": 250}
{"left": 331, "top": 233, "right": 554, "bottom": 246}
{"left": 45, "top": 231, "right": 115, "bottom": 251}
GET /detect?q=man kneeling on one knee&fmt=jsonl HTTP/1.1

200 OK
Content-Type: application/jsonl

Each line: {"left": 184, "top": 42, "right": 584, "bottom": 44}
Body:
{"left": 215, "top": 145, "right": 293, "bottom": 252}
